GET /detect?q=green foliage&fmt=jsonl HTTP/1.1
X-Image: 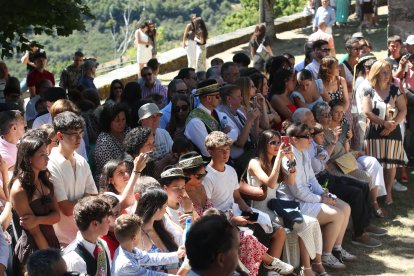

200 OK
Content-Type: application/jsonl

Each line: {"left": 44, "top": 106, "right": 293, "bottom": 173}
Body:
{"left": 274, "top": 0, "right": 307, "bottom": 16}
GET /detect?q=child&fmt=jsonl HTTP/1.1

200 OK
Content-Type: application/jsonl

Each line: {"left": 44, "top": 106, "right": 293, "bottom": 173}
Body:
{"left": 100, "top": 193, "right": 122, "bottom": 259}
{"left": 112, "top": 214, "right": 185, "bottom": 276}
{"left": 63, "top": 196, "right": 112, "bottom": 275}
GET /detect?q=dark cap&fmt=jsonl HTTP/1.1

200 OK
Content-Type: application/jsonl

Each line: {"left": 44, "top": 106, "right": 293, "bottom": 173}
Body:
{"left": 40, "top": 87, "right": 67, "bottom": 102}
{"left": 33, "top": 50, "right": 47, "bottom": 60}
{"left": 195, "top": 79, "right": 221, "bottom": 97}
{"left": 4, "top": 77, "right": 21, "bottom": 95}
{"left": 82, "top": 59, "right": 99, "bottom": 70}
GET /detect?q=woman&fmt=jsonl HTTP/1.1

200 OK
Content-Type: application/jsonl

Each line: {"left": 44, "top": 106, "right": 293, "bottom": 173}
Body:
{"left": 166, "top": 94, "right": 190, "bottom": 140}
{"left": 122, "top": 82, "right": 142, "bottom": 128}
{"left": 313, "top": 101, "right": 387, "bottom": 218}
{"left": 105, "top": 79, "right": 124, "bottom": 105}
{"left": 134, "top": 23, "right": 152, "bottom": 72}
{"left": 182, "top": 15, "right": 197, "bottom": 69}
{"left": 335, "top": 0, "right": 349, "bottom": 27}
{"left": 135, "top": 188, "right": 180, "bottom": 273}
{"left": 194, "top": 17, "right": 208, "bottom": 72}
{"left": 250, "top": 73, "right": 281, "bottom": 130}
{"left": 269, "top": 69, "right": 297, "bottom": 130}
{"left": 245, "top": 130, "right": 328, "bottom": 276}
{"left": 99, "top": 159, "right": 129, "bottom": 195}
{"left": 38, "top": 124, "right": 58, "bottom": 154}
{"left": 341, "top": 38, "right": 360, "bottom": 93}
{"left": 10, "top": 135, "right": 60, "bottom": 274}
{"left": 249, "top": 24, "right": 273, "bottom": 72}
{"left": 94, "top": 103, "right": 129, "bottom": 181}
{"left": 362, "top": 60, "right": 407, "bottom": 205}
{"left": 146, "top": 20, "right": 157, "bottom": 58}
{"left": 278, "top": 123, "right": 353, "bottom": 271}
{"left": 291, "top": 69, "right": 324, "bottom": 109}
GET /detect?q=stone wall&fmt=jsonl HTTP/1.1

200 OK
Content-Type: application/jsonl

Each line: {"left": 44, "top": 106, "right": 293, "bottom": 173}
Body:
{"left": 387, "top": 0, "right": 414, "bottom": 40}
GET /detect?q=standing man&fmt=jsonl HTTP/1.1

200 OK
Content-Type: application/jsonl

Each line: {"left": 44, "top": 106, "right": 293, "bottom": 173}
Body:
{"left": 26, "top": 51, "right": 55, "bottom": 97}
{"left": 313, "top": 0, "right": 336, "bottom": 34}
{"left": 60, "top": 51, "right": 84, "bottom": 91}
{"left": 305, "top": 40, "right": 331, "bottom": 80}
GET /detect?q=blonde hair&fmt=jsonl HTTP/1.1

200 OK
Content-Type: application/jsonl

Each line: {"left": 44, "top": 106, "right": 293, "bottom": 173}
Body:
{"left": 50, "top": 99, "right": 80, "bottom": 119}
{"left": 368, "top": 60, "right": 392, "bottom": 88}
{"left": 114, "top": 214, "right": 142, "bottom": 244}
{"left": 205, "top": 131, "right": 233, "bottom": 150}
{"left": 235, "top": 77, "right": 253, "bottom": 110}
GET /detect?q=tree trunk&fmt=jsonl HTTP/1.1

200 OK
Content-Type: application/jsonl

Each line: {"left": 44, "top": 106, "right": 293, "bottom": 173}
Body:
{"left": 387, "top": 0, "right": 414, "bottom": 41}
{"left": 264, "top": 0, "right": 276, "bottom": 43}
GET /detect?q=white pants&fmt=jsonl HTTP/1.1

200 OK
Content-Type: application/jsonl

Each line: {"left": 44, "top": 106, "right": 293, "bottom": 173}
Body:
{"left": 186, "top": 40, "right": 197, "bottom": 69}
{"left": 357, "top": 155, "right": 387, "bottom": 197}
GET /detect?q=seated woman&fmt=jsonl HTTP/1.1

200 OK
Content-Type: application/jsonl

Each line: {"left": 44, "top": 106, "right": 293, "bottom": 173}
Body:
{"left": 312, "top": 101, "right": 387, "bottom": 218}
{"left": 94, "top": 103, "right": 130, "bottom": 181}
{"left": 291, "top": 69, "right": 324, "bottom": 109}
{"left": 105, "top": 79, "right": 124, "bottom": 105}
{"left": 134, "top": 188, "right": 181, "bottom": 273}
{"left": 245, "top": 130, "right": 328, "bottom": 276}
{"left": 278, "top": 123, "right": 353, "bottom": 271}
{"left": 166, "top": 94, "right": 191, "bottom": 140}
{"left": 9, "top": 134, "right": 60, "bottom": 274}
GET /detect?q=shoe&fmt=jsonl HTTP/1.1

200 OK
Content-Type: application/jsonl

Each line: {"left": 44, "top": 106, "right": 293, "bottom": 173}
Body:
{"left": 322, "top": 254, "right": 346, "bottom": 269}
{"left": 352, "top": 233, "right": 382, "bottom": 248}
{"left": 339, "top": 248, "right": 357, "bottom": 262}
{"left": 365, "top": 225, "right": 388, "bottom": 237}
{"left": 332, "top": 249, "right": 343, "bottom": 263}
{"left": 393, "top": 180, "right": 408, "bottom": 192}
{"left": 267, "top": 271, "right": 281, "bottom": 276}
{"left": 264, "top": 258, "right": 294, "bottom": 275}
{"left": 400, "top": 175, "right": 408, "bottom": 183}
{"left": 311, "top": 263, "right": 330, "bottom": 276}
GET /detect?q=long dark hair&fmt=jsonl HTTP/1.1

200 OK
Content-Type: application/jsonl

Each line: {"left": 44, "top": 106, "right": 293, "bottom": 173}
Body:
{"left": 194, "top": 17, "right": 208, "bottom": 41}
{"left": 99, "top": 159, "right": 125, "bottom": 194}
{"left": 108, "top": 79, "right": 124, "bottom": 102}
{"left": 166, "top": 94, "right": 190, "bottom": 138}
{"left": 10, "top": 136, "right": 54, "bottom": 201}
{"left": 251, "top": 23, "right": 266, "bottom": 42}
{"left": 135, "top": 188, "right": 178, "bottom": 252}
{"left": 268, "top": 68, "right": 294, "bottom": 99}
{"left": 257, "top": 130, "right": 281, "bottom": 176}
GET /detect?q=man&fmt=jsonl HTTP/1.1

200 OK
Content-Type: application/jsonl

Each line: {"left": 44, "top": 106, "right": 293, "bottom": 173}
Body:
{"left": 48, "top": 111, "right": 98, "bottom": 247}
{"left": 233, "top": 52, "right": 251, "bottom": 69}
{"left": 294, "top": 42, "right": 314, "bottom": 73}
{"left": 308, "top": 20, "right": 336, "bottom": 57}
{"left": 78, "top": 59, "right": 99, "bottom": 90}
{"left": 221, "top": 62, "right": 240, "bottom": 84}
{"left": 160, "top": 79, "right": 188, "bottom": 129}
{"left": 305, "top": 39, "right": 331, "bottom": 80}
{"left": 385, "top": 35, "right": 404, "bottom": 73}
{"left": 0, "top": 61, "right": 9, "bottom": 104}
{"left": 26, "top": 79, "right": 52, "bottom": 128}
{"left": 184, "top": 79, "right": 236, "bottom": 157}
{"left": 60, "top": 51, "right": 84, "bottom": 91}
{"left": 27, "top": 249, "right": 68, "bottom": 276}
{"left": 313, "top": 0, "right": 336, "bottom": 34}
{"left": 3, "top": 77, "right": 24, "bottom": 113}
{"left": 63, "top": 196, "right": 112, "bottom": 275}
{"left": 26, "top": 50, "right": 55, "bottom": 97}
{"left": 32, "top": 87, "right": 67, "bottom": 129}
{"left": 20, "top": 40, "right": 40, "bottom": 74}
{"left": 176, "top": 67, "right": 197, "bottom": 92}
{"left": 137, "top": 58, "right": 162, "bottom": 87}
{"left": 139, "top": 67, "right": 168, "bottom": 102}
{"left": 138, "top": 103, "right": 173, "bottom": 161}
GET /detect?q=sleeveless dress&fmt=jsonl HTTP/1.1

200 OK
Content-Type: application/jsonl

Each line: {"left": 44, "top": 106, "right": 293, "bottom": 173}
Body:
{"left": 364, "top": 85, "right": 406, "bottom": 168}
{"left": 290, "top": 79, "right": 324, "bottom": 110}
{"left": 136, "top": 29, "right": 152, "bottom": 64}
{"left": 247, "top": 172, "right": 278, "bottom": 221}
{"left": 14, "top": 195, "right": 60, "bottom": 274}
{"left": 327, "top": 76, "right": 353, "bottom": 127}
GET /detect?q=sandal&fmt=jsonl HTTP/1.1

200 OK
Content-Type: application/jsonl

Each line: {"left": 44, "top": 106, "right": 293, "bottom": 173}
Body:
{"left": 385, "top": 198, "right": 394, "bottom": 206}
{"left": 300, "top": 266, "right": 313, "bottom": 276}
{"left": 311, "top": 263, "right": 330, "bottom": 276}
{"left": 372, "top": 201, "right": 385, "bottom": 218}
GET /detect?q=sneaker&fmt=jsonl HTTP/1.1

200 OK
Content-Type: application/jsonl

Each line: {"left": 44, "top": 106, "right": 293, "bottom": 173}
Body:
{"left": 267, "top": 272, "right": 281, "bottom": 276}
{"left": 393, "top": 180, "right": 408, "bottom": 192}
{"left": 264, "top": 258, "right": 294, "bottom": 275}
{"left": 322, "top": 254, "right": 346, "bottom": 269}
{"left": 365, "top": 225, "right": 388, "bottom": 237}
{"left": 340, "top": 248, "right": 357, "bottom": 262}
{"left": 332, "top": 249, "right": 343, "bottom": 263}
{"left": 352, "top": 233, "right": 382, "bottom": 248}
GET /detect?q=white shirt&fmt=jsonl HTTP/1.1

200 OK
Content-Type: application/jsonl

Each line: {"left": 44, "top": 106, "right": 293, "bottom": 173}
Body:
{"left": 0, "top": 227, "right": 9, "bottom": 269}
{"left": 203, "top": 164, "right": 240, "bottom": 212}
{"left": 63, "top": 232, "right": 111, "bottom": 274}
{"left": 184, "top": 103, "right": 238, "bottom": 157}
{"left": 31, "top": 112, "right": 88, "bottom": 160}
{"left": 307, "top": 140, "right": 329, "bottom": 175}
{"left": 153, "top": 128, "right": 173, "bottom": 161}
{"left": 305, "top": 59, "right": 320, "bottom": 80}
{"left": 48, "top": 148, "right": 98, "bottom": 246}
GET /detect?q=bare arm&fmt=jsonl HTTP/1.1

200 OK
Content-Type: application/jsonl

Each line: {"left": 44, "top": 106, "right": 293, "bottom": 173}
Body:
{"left": 233, "top": 109, "right": 260, "bottom": 148}
{"left": 257, "top": 93, "right": 270, "bottom": 130}
{"left": 182, "top": 24, "right": 191, "bottom": 48}
{"left": 233, "top": 189, "right": 251, "bottom": 212}
{"left": 247, "top": 149, "right": 285, "bottom": 189}
{"left": 271, "top": 96, "right": 293, "bottom": 121}
{"left": 340, "top": 76, "right": 350, "bottom": 111}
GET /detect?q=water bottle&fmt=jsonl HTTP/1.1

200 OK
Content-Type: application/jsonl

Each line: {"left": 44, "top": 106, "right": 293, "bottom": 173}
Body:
{"left": 221, "top": 115, "right": 228, "bottom": 128}
{"left": 182, "top": 217, "right": 192, "bottom": 244}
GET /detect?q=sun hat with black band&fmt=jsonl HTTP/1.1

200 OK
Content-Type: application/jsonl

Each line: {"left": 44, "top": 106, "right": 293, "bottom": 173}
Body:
{"left": 194, "top": 79, "right": 221, "bottom": 97}
{"left": 40, "top": 87, "right": 67, "bottom": 102}
{"left": 178, "top": 151, "right": 209, "bottom": 170}
{"left": 159, "top": 166, "right": 190, "bottom": 183}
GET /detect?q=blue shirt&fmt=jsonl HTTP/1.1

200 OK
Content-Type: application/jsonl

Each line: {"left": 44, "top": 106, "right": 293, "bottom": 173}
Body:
{"left": 313, "top": 6, "right": 336, "bottom": 28}
{"left": 78, "top": 75, "right": 96, "bottom": 90}
{"left": 111, "top": 246, "right": 179, "bottom": 276}
{"left": 160, "top": 102, "right": 172, "bottom": 129}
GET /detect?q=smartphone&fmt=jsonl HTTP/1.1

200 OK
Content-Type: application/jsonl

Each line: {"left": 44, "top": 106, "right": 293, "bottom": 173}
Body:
{"left": 281, "top": 136, "right": 290, "bottom": 145}
{"left": 252, "top": 96, "right": 258, "bottom": 108}
{"left": 241, "top": 211, "right": 259, "bottom": 222}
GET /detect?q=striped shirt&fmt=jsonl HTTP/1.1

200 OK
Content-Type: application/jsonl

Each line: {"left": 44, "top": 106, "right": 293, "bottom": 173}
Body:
{"left": 140, "top": 82, "right": 168, "bottom": 102}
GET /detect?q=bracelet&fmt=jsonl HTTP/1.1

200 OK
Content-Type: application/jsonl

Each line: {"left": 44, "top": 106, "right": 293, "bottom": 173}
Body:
{"left": 133, "top": 170, "right": 142, "bottom": 174}
{"left": 184, "top": 210, "right": 193, "bottom": 215}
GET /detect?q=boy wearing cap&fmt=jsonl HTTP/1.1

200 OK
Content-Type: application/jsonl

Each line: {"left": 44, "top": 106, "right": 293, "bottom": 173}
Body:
{"left": 26, "top": 50, "right": 55, "bottom": 97}
{"left": 184, "top": 79, "right": 236, "bottom": 157}
{"left": 78, "top": 59, "right": 99, "bottom": 90}
{"left": 138, "top": 103, "right": 173, "bottom": 161}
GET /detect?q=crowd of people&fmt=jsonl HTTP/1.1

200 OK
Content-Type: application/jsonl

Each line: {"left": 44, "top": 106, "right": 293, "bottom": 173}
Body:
{"left": 0, "top": 2, "right": 413, "bottom": 275}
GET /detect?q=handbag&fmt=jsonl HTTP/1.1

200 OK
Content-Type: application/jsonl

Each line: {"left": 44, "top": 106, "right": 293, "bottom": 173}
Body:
{"left": 334, "top": 152, "right": 358, "bottom": 174}
{"left": 256, "top": 38, "right": 271, "bottom": 61}
{"left": 239, "top": 168, "right": 268, "bottom": 202}
{"left": 267, "top": 199, "right": 304, "bottom": 230}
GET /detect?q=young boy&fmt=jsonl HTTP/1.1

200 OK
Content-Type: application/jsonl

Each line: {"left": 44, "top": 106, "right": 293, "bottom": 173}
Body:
{"left": 63, "top": 196, "right": 112, "bottom": 275}
{"left": 112, "top": 214, "right": 185, "bottom": 276}
{"left": 48, "top": 111, "right": 98, "bottom": 247}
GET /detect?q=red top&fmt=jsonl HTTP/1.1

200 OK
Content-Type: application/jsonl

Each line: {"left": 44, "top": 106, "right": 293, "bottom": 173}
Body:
{"left": 100, "top": 231, "right": 119, "bottom": 259}
{"left": 274, "top": 104, "right": 297, "bottom": 131}
{"left": 26, "top": 69, "right": 55, "bottom": 94}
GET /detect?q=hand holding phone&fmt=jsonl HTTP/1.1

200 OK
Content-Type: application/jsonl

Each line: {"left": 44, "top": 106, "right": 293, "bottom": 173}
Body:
{"left": 281, "top": 136, "right": 290, "bottom": 146}
{"left": 241, "top": 211, "right": 259, "bottom": 222}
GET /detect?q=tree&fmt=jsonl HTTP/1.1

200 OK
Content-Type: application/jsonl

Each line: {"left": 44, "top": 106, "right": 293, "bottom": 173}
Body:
{"left": 0, "top": 0, "right": 92, "bottom": 58}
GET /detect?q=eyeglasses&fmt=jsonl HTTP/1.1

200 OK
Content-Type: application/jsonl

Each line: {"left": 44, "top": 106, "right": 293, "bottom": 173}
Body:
{"left": 320, "top": 48, "right": 331, "bottom": 52}
{"left": 176, "top": 105, "right": 189, "bottom": 112}
{"left": 142, "top": 73, "right": 153, "bottom": 77}
{"left": 319, "top": 113, "right": 331, "bottom": 118}
{"left": 62, "top": 131, "right": 84, "bottom": 139}
{"left": 295, "top": 134, "right": 311, "bottom": 139}
{"left": 48, "top": 139, "right": 59, "bottom": 146}
{"left": 268, "top": 140, "right": 281, "bottom": 146}
{"left": 194, "top": 172, "right": 208, "bottom": 180}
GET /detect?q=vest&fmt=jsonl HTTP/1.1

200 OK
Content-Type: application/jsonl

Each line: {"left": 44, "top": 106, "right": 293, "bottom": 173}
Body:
{"left": 73, "top": 243, "right": 111, "bottom": 276}
{"left": 186, "top": 108, "right": 221, "bottom": 133}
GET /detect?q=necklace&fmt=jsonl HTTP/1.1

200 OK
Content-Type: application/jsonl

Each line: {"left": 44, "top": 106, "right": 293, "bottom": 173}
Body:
{"left": 35, "top": 179, "right": 51, "bottom": 205}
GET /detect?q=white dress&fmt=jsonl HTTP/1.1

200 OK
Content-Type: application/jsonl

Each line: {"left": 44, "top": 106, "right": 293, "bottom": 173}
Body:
{"left": 136, "top": 29, "right": 153, "bottom": 64}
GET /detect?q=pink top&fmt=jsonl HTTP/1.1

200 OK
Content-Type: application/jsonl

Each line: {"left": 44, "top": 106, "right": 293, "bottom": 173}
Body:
{"left": 0, "top": 137, "right": 17, "bottom": 186}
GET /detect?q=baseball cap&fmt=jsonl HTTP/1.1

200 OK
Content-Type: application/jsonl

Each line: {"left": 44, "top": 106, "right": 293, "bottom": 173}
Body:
{"left": 404, "top": 35, "right": 414, "bottom": 45}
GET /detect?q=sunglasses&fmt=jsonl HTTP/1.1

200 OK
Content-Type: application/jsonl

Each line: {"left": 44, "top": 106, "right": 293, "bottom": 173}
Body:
{"left": 142, "top": 73, "right": 153, "bottom": 77}
{"left": 268, "top": 140, "right": 281, "bottom": 146}
{"left": 194, "top": 172, "right": 208, "bottom": 180}
{"left": 176, "top": 105, "right": 189, "bottom": 112}
{"left": 295, "top": 134, "right": 311, "bottom": 139}
{"left": 176, "top": 89, "right": 188, "bottom": 94}
{"left": 320, "top": 48, "right": 331, "bottom": 52}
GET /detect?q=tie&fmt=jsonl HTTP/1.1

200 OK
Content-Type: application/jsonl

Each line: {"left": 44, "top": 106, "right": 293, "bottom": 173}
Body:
{"left": 211, "top": 110, "right": 215, "bottom": 118}
{"left": 94, "top": 240, "right": 107, "bottom": 276}
{"left": 93, "top": 244, "right": 99, "bottom": 259}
